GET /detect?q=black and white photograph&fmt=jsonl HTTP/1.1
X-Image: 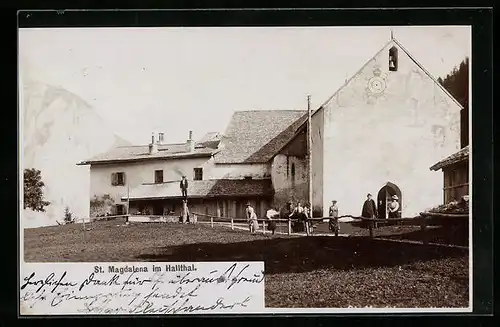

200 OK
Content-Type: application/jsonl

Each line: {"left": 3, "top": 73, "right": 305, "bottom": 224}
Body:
{"left": 19, "top": 21, "right": 473, "bottom": 313}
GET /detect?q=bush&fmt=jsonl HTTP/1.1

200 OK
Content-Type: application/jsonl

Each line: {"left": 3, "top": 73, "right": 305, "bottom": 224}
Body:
{"left": 63, "top": 206, "right": 74, "bottom": 224}
{"left": 90, "top": 194, "right": 115, "bottom": 217}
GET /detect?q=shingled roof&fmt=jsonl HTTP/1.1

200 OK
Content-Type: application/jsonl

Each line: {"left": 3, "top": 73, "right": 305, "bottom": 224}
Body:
{"left": 195, "top": 132, "right": 222, "bottom": 150}
{"left": 214, "top": 110, "right": 306, "bottom": 164}
{"left": 430, "top": 146, "right": 469, "bottom": 171}
{"left": 122, "top": 179, "right": 274, "bottom": 200}
{"left": 78, "top": 143, "right": 216, "bottom": 165}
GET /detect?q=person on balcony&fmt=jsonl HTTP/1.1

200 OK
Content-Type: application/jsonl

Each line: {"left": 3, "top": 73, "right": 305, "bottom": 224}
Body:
{"left": 180, "top": 175, "right": 188, "bottom": 199}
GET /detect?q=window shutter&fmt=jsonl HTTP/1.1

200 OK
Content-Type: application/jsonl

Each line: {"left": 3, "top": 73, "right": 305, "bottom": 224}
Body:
{"left": 111, "top": 173, "right": 117, "bottom": 186}
{"left": 122, "top": 172, "right": 126, "bottom": 185}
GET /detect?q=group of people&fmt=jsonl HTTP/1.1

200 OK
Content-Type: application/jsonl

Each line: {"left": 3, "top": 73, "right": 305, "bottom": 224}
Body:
{"left": 361, "top": 193, "right": 400, "bottom": 219}
{"left": 245, "top": 202, "right": 279, "bottom": 235}
{"left": 288, "top": 201, "right": 313, "bottom": 232}
{"left": 245, "top": 200, "right": 315, "bottom": 235}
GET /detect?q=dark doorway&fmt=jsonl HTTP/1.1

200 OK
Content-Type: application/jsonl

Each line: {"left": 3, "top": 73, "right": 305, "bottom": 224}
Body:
{"left": 377, "top": 182, "right": 402, "bottom": 219}
{"left": 153, "top": 202, "right": 164, "bottom": 216}
{"left": 115, "top": 204, "right": 125, "bottom": 215}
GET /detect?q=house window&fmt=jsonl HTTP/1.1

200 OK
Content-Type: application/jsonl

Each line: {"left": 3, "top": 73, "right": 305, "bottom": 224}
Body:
{"left": 194, "top": 168, "right": 203, "bottom": 180}
{"left": 291, "top": 163, "right": 296, "bottom": 182}
{"left": 111, "top": 172, "right": 125, "bottom": 186}
{"left": 389, "top": 46, "right": 398, "bottom": 71}
{"left": 154, "top": 170, "right": 164, "bottom": 183}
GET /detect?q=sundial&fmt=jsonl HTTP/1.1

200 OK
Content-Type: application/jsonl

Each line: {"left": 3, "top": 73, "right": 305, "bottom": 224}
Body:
{"left": 367, "top": 76, "right": 386, "bottom": 94}
{"left": 366, "top": 66, "right": 388, "bottom": 102}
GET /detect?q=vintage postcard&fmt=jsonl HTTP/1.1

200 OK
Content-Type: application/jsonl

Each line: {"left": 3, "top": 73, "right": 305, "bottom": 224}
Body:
{"left": 19, "top": 23, "right": 472, "bottom": 314}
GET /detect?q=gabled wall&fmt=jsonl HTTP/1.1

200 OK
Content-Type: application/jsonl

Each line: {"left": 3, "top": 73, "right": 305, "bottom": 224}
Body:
{"left": 271, "top": 153, "right": 308, "bottom": 210}
{"left": 311, "top": 109, "right": 324, "bottom": 216}
{"left": 269, "top": 113, "right": 324, "bottom": 215}
{"left": 321, "top": 40, "right": 461, "bottom": 217}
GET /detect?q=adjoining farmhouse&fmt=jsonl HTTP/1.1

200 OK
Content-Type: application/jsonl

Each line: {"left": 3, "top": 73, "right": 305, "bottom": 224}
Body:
{"left": 430, "top": 145, "right": 469, "bottom": 204}
{"left": 78, "top": 111, "right": 305, "bottom": 219}
{"left": 78, "top": 36, "right": 466, "bottom": 219}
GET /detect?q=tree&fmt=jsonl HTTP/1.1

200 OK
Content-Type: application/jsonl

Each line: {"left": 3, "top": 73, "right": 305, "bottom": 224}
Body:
{"left": 23, "top": 168, "right": 50, "bottom": 212}
{"left": 437, "top": 57, "right": 469, "bottom": 147}
{"left": 438, "top": 57, "right": 469, "bottom": 108}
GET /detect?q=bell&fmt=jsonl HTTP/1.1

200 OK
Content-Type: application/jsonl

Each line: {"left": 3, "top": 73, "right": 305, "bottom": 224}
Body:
{"left": 389, "top": 60, "right": 396, "bottom": 69}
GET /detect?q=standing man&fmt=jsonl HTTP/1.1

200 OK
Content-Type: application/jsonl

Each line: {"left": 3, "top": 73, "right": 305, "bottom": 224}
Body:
{"left": 329, "top": 200, "right": 339, "bottom": 236}
{"left": 181, "top": 199, "right": 190, "bottom": 224}
{"left": 361, "top": 193, "right": 378, "bottom": 229}
{"left": 180, "top": 175, "right": 188, "bottom": 200}
{"left": 289, "top": 201, "right": 305, "bottom": 233}
{"left": 304, "top": 203, "right": 312, "bottom": 233}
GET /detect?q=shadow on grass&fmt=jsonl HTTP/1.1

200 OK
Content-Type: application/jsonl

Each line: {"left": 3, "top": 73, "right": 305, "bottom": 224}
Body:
{"left": 378, "top": 225, "right": 469, "bottom": 247}
{"left": 136, "top": 235, "right": 467, "bottom": 275}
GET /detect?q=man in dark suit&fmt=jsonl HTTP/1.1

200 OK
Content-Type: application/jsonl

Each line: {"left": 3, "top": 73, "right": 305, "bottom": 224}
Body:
{"left": 361, "top": 193, "right": 377, "bottom": 228}
{"left": 180, "top": 175, "right": 188, "bottom": 199}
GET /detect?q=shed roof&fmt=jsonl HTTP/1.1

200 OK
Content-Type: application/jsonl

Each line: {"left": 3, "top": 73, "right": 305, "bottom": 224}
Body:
{"left": 430, "top": 146, "right": 469, "bottom": 171}
{"left": 213, "top": 110, "right": 306, "bottom": 164}
{"left": 122, "top": 179, "right": 274, "bottom": 200}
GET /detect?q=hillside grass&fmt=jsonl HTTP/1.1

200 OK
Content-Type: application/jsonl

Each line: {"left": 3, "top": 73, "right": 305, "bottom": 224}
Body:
{"left": 23, "top": 219, "right": 469, "bottom": 308}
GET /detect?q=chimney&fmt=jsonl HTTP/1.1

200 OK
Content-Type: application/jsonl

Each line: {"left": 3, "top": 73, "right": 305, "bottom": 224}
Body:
{"left": 158, "top": 132, "right": 164, "bottom": 144}
{"left": 186, "top": 130, "right": 195, "bottom": 152}
{"left": 149, "top": 132, "right": 158, "bottom": 154}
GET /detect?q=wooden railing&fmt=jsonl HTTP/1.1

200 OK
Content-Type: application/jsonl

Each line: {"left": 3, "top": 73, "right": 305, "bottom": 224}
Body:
{"left": 191, "top": 212, "right": 468, "bottom": 245}
{"left": 69, "top": 212, "right": 468, "bottom": 246}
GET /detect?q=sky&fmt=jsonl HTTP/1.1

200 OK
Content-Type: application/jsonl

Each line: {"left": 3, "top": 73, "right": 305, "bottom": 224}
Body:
{"left": 19, "top": 26, "right": 471, "bottom": 145}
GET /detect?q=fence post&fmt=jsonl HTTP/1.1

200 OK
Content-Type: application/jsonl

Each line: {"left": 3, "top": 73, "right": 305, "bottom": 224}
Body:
{"left": 288, "top": 219, "right": 291, "bottom": 235}
{"left": 211, "top": 215, "right": 214, "bottom": 228}
{"left": 231, "top": 217, "right": 234, "bottom": 230}
{"left": 421, "top": 217, "right": 428, "bottom": 245}
{"left": 369, "top": 219, "right": 374, "bottom": 238}
{"left": 82, "top": 218, "right": 86, "bottom": 243}
{"left": 263, "top": 220, "right": 266, "bottom": 234}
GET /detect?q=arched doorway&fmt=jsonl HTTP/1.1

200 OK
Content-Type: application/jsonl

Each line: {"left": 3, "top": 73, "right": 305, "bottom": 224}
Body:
{"left": 377, "top": 182, "right": 402, "bottom": 219}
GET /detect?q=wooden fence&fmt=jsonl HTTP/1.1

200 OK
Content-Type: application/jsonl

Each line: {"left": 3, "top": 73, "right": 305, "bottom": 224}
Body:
{"left": 70, "top": 212, "right": 468, "bottom": 246}
{"left": 191, "top": 211, "right": 468, "bottom": 245}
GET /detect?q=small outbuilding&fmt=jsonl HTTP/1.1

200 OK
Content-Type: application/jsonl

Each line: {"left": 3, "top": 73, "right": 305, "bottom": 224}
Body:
{"left": 430, "top": 145, "right": 469, "bottom": 204}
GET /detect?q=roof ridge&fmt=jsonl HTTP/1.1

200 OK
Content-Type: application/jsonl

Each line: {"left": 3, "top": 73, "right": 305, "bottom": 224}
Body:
{"left": 116, "top": 142, "right": 187, "bottom": 148}
{"left": 233, "top": 109, "right": 306, "bottom": 113}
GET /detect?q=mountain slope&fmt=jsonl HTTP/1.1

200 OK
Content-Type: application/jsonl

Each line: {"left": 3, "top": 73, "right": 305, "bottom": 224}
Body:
{"left": 22, "top": 79, "right": 130, "bottom": 228}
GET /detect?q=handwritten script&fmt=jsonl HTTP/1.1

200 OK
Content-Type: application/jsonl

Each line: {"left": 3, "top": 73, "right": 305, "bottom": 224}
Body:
{"left": 20, "top": 262, "right": 265, "bottom": 315}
